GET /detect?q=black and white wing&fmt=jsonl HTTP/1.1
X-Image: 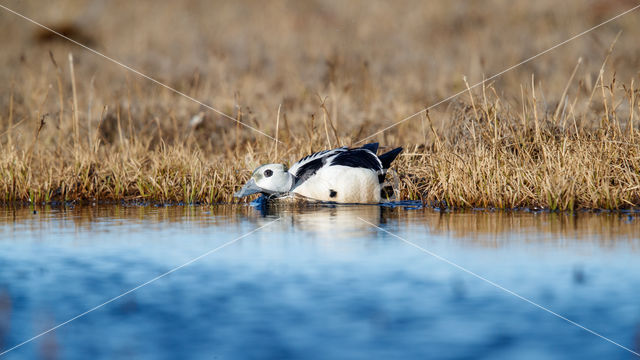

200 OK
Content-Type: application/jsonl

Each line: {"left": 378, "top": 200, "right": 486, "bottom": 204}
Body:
{"left": 289, "top": 147, "right": 347, "bottom": 184}
{"left": 329, "top": 148, "right": 382, "bottom": 172}
{"left": 288, "top": 143, "right": 400, "bottom": 191}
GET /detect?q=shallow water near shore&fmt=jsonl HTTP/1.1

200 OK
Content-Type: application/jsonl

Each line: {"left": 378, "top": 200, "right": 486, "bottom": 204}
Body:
{"left": 0, "top": 204, "right": 639, "bottom": 359}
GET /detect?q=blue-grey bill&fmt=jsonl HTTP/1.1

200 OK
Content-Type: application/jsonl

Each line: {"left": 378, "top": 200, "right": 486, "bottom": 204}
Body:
{"left": 234, "top": 178, "right": 262, "bottom": 198}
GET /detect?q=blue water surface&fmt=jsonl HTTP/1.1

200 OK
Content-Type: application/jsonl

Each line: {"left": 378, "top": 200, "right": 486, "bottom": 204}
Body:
{"left": 0, "top": 205, "right": 639, "bottom": 359}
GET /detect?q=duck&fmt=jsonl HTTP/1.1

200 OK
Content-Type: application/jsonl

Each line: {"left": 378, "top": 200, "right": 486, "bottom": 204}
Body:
{"left": 234, "top": 143, "right": 402, "bottom": 203}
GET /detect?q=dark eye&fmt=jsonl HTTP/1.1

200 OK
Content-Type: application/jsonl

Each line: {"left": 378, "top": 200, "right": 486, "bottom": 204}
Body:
{"left": 264, "top": 169, "right": 273, "bottom": 177}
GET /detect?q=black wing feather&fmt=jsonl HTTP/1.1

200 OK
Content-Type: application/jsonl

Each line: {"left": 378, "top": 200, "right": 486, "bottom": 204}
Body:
{"left": 293, "top": 157, "right": 325, "bottom": 185}
{"left": 361, "top": 142, "right": 379, "bottom": 154}
{"left": 289, "top": 147, "right": 347, "bottom": 176}
{"left": 330, "top": 149, "right": 382, "bottom": 171}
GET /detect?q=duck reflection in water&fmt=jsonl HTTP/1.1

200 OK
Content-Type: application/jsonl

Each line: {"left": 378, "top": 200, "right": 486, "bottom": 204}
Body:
{"left": 248, "top": 196, "right": 401, "bottom": 239}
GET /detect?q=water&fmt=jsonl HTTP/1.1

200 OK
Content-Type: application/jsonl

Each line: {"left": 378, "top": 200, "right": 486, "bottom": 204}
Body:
{"left": 0, "top": 204, "right": 639, "bottom": 359}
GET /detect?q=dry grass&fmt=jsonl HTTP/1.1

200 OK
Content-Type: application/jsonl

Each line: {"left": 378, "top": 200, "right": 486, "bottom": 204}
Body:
{"left": 1, "top": 0, "right": 640, "bottom": 210}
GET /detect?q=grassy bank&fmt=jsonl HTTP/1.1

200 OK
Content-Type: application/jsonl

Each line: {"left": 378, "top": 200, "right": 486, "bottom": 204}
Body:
{"left": 2, "top": 78, "right": 639, "bottom": 210}
{"left": 1, "top": 1, "right": 639, "bottom": 210}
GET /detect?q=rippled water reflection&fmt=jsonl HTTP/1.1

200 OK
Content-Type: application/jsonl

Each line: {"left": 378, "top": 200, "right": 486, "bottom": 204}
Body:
{"left": 0, "top": 205, "right": 639, "bottom": 359}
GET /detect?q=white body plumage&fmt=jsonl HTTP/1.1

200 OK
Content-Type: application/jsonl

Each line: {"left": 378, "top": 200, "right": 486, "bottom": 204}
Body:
{"left": 292, "top": 165, "right": 382, "bottom": 203}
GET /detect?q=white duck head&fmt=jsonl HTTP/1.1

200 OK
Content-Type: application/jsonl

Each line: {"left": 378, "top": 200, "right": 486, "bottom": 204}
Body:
{"left": 234, "top": 164, "right": 294, "bottom": 198}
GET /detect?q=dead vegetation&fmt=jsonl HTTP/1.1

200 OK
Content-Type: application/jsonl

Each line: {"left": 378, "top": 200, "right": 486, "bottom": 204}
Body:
{"left": 1, "top": 0, "right": 639, "bottom": 210}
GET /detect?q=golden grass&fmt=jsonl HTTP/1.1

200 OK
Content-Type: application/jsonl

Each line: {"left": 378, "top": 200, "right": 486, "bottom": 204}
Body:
{"left": 1, "top": 0, "right": 639, "bottom": 210}
{"left": 395, "top": 90, "right": 640, "bottom": 210}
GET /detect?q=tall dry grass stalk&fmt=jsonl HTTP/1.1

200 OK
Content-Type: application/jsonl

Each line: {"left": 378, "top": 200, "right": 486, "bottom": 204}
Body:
{"left": 68, "top": 53, "right": 80, "bottom": 152}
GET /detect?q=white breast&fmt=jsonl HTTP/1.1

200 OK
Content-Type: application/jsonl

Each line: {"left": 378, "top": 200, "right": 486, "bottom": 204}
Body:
{"left": 292, "top": 165, "right": 381, "bottom": 203}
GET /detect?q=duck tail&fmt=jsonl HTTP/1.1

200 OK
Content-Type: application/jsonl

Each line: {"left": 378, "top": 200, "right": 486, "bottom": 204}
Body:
{"left": 378, "top": 147, "right": 403, "bottom": 169}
